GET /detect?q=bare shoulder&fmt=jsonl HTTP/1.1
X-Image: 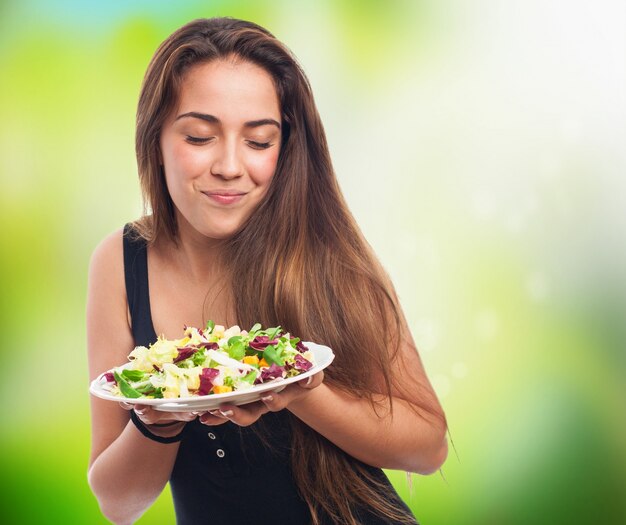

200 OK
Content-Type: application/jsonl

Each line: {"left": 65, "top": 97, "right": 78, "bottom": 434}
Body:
{"left": 89, "top": 228, "right": 125, "bottom": 281}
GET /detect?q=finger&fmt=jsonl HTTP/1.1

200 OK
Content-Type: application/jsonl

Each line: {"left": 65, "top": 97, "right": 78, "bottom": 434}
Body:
{"left": 298, "top": 370, "right": 324, "bottom": 389}
{"left": 134, "top": 406, "right": 185, "bottom": 425}
{"left": 119, "top": 402, "right": 134, "bottom": 411}
{"left": 216, "top": 403, "right": 269, "bottom": 427}
{"left": 133, "top": 405, "right": 160, "bottom": 424}
{"left": 260, "top": 387, "right": 301, "bottom": 411}
{"left": 260, "top": 391, "right": 287, "bottom": 412}
{"left": 199, "top": 412, "right": 230, "bottom": 426}
{"left": 148, "top": 408, "right": 200, "bottom": 424}
{"left": 174, "top": 411, "right": 200, "bottom": 423}
{"left": 132, "top": 404, "right": 151, "bottom": 416}
{"left": 262, "top": 372, "right": 324, "bottom": 411}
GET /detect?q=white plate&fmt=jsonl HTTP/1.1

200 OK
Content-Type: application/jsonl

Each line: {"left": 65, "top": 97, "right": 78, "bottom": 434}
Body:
{"left": 89, "top": 342, "right": 334, "bottom": 412}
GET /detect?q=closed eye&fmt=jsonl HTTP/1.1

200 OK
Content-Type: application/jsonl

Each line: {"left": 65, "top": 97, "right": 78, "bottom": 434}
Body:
{"left": 247, "top": 140, "right": 273, "bottom": 150}
{"left": 186, "top": 135, "right": 213, "bottom": 145}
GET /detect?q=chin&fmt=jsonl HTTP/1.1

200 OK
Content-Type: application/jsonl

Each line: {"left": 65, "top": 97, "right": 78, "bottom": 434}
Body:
{"left": 182, "top": 210, "right": 249, "bottom": 241}
{"left": 199, "top": 224, "right": 242, "bottom": 240}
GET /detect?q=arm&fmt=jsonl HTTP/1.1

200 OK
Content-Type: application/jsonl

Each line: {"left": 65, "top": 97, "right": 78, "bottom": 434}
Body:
{"left": 215, "top": 320, "right": 448, "bottom": 474}
{"left": 287, "top": 379, "right": 447, "bottom": 474}
{"left": 289, "top": 324, "right": 447, "bottom": 474}
{"left": 86, "top": 230, "right": 181, "bottom": 524}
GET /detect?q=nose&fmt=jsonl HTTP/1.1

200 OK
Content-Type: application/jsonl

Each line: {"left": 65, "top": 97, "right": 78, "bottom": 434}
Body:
{"left": 210, "top": 138, "right": 243, "bottom": 179}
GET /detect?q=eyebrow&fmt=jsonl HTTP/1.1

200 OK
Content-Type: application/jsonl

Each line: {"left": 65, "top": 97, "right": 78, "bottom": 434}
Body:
{"left": 175, "top": 111, "right": 281, "bottom": 129}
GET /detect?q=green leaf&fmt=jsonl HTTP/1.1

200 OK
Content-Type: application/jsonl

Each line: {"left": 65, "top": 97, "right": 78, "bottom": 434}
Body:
{"left": 244, "top": 345, "right": 258, "bottom": 357}
{"left": 224, "top": 376, "right": 234, "bottom": 387}
{"left": 267, "top": 326, "right": 282, "bottom": 339}
{"left": 249, "top": 322, "right": 261, "bottom": 333}
{"left": 121, "top": 369, "right": 147, "bottom": 382}
{"left": 192, "top": 352, "right": 206, "bottom": 366}
{"left": 135, "top": 383, "right": 156, "bottom": 395}
{"left": 227, "top": 340, "right": 245, "bottom": 360}
{"left": 263, "top": 344, "right": 285, "bottom": 366}
{"left": 205, "top": 320, "right": 215, "bottom": 333}
{"left": 113, "top": 370, "right": 142, "bottom": 399}
{"left": 151, "top": 387, "right": 164, "bottom": 399}
{"left": 240, "top": 370, "right": 257, "bottom": 384}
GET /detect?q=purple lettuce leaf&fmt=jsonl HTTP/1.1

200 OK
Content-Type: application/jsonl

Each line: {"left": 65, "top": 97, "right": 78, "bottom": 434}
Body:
{"left": 294, "top": 354, "right": 313, "bottom": 372}
{"left": 255, "top": 363, "right": 285, "bottom": 384}
{"left": 249, "top": 335, "right": 279, "bottom": 351}
{"left": 173, "top": 346, "right": 197, "bottom": 363}
{"left": 198, "top": 368, "right": 220, "bottom": 396}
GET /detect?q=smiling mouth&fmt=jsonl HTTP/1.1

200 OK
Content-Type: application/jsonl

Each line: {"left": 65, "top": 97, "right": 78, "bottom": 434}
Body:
{"left": 201, "top": 191, "right": 247, "bottom": 205}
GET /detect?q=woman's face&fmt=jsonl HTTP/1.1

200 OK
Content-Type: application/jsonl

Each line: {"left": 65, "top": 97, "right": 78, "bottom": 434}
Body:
{"left": 159, "top": 58, "right": 282, "bottom": 241}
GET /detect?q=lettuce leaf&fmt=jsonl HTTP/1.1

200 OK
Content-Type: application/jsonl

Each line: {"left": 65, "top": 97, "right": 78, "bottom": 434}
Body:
{"left": 122, "top": 369, "right": 148, "bottom": 382}
{"left": 294, "top": 354, "right": 313, "bottom": 371}
{"left": 113, "top": 370, "right": 142, "bottom": 398}
{"left": 198, "top": 368, "right": 219, "bottom": 396}
{"left": 227, "top": 336, "right": 245, "bottom": 360}
{"left": 263, "top": 344, "right": 285, "bottom": 366}
{"left": 256, "top": 363, "right": 285, "bottom": 383}
{"left": 173, "top": 346, "right": 197, "bottom": 364}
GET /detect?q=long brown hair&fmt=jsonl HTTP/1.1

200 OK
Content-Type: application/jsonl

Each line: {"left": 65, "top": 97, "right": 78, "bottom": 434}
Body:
{"left": 135, "top": 17, "right": 444, "bottom": 525}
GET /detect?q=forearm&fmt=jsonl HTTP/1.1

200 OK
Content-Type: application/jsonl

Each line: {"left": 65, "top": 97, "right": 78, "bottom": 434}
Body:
{"left": 88, "top": 421, "right": 180, "bottom": 524}
{"left": 288, "top": 383, "right": 447, "bottom": 474}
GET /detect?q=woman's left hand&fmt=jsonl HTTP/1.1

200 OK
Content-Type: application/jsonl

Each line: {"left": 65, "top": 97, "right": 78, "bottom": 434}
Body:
{"left": 198, "top": 371, "right": 324, "bottom": 427}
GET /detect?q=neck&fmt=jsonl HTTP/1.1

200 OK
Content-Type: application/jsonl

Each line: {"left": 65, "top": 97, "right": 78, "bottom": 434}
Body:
{"left": 168, "top": 214, "right": 229, "bottom": 285}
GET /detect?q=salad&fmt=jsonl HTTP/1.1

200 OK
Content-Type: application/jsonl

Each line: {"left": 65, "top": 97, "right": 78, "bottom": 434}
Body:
{"left": 101, "top": 321, "right": 315, "bottom": 400}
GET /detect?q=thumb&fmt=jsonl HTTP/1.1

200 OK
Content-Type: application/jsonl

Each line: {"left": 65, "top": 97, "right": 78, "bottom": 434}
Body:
{"left": 298, "top": 370, "right": 324, "bottom": 389}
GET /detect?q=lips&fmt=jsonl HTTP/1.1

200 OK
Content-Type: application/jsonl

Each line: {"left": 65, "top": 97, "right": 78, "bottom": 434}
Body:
{"left": 202, "top": 190, "right": 247, "bottom": 205}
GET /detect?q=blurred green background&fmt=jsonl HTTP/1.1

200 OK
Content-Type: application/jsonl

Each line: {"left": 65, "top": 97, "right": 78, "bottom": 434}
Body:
{"left": 1, "top": 0, "right": 625, "bottom": 523}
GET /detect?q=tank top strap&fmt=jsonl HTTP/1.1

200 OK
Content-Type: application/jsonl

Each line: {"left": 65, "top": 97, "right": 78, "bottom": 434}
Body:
{"left": 123, "top": 223, "right": 158, "bottom": 347}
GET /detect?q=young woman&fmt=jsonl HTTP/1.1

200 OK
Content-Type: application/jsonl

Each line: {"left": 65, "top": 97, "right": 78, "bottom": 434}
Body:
{"left": 87, "top": 17, "right": 447, "bottom": 525}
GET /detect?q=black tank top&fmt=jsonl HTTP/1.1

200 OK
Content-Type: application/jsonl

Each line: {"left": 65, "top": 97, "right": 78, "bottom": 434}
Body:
{"left": 122, "top": 224, "right": 418, "bottom": 525}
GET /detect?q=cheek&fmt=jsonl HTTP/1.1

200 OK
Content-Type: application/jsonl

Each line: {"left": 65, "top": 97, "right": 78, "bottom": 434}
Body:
{"left": 165, "top": 141, "right": 206, "bottom": 179}
{"left": 249, "top": 149, "right": 280, "bottom": 184}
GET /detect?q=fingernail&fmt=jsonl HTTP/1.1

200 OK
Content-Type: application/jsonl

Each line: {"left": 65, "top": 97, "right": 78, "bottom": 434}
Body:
{"left": 306, "top": 376, "right": 313, "bottom": 386}
{"left": 261, "top": 395, "right": 273, "bottom": 402}
{"left": 219, "top": 410, "right": 233, "bottom": 418}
